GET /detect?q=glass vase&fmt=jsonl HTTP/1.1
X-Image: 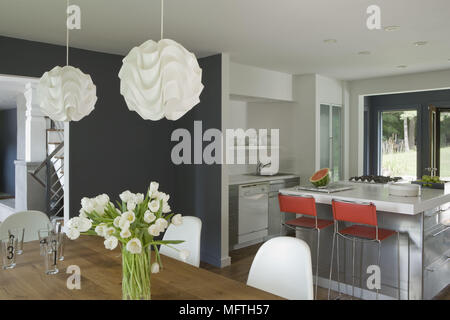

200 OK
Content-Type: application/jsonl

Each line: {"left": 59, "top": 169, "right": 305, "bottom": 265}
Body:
{"left": 122, "top": 247, "right": 151, "bottom": 300}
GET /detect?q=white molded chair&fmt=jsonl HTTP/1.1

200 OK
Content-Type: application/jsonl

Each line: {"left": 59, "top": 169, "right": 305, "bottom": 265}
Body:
{"left": 0, "top": 211, "right": 51, "bottom": 242}
{"left": 160, "top": 216, "right": 202, "bottom": 267}
{"left": 247, "top": 236, "right": 314, "bottom": 300}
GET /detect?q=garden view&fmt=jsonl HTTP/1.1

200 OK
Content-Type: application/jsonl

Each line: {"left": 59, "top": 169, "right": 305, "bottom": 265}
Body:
{"left": 381, "top": 110, "right": 450, "bottom": 180}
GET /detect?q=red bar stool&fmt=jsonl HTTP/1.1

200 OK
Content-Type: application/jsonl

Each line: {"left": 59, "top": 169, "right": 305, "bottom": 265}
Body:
{"left": 278, "top": 193, "right": 334, "bottom": 299}
{"left": 328, "top": 199, "right": 400, "bottom": 300}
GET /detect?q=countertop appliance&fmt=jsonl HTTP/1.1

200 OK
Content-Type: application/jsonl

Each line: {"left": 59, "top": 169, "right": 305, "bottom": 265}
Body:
{"left": 349, "top": 175, "right": 402, "bottom": 184}
{"left": 238, "top": 183, "right": 269, "bottom": 246}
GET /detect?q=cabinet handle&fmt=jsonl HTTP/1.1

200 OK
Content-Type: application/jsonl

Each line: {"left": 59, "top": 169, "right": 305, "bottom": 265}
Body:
{"left": 432, "top": 226, "right": 450, "bottom": 237}
{"left": 243, "top": 194, "right": 266, "bottom": 200}
{"left": 426, "top": 256, "right": 449, "bottom": 272}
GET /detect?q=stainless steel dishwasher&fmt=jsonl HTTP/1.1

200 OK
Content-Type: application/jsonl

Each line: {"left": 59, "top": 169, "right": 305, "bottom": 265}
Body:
{"left": 238, "top": 183, "right": 269, "bottom": 247}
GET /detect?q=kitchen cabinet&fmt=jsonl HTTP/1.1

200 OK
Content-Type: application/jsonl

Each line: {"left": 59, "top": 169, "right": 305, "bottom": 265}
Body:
{"left": 238, "top": 183, "right": 269, "bottom": 244}
{"left": 229, "top": 175, "right": 300, "bottom": 250}
{"left": 320, "top": 104, "right": 342, "bottom": 181}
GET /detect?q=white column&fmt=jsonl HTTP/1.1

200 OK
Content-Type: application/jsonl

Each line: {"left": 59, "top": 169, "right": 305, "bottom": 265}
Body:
{"left": 14, "top": 82, "right": 47, "bottom": 212}
{"left": 24, "top": 83, "right": 47, "bottom": 162}
{"left": 220, "top": 53, "right": 231, "bottom": 267}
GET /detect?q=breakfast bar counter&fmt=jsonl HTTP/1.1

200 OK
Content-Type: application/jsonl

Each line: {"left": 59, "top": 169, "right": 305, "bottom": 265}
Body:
{"left": 280, "top": 181, "right": 450, "bottom": 215}
{"left": 279, "top": 182, "right": 450, "bottom": 300}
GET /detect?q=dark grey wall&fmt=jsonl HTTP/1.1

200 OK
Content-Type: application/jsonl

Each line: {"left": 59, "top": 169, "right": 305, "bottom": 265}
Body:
{"left": 0, "top": 36, "right": 175, "bottom": 213}
{"left": 170, "top": 54, "right": 222, "bottom": 266}
{"left": 0, "top": 109, "right": 17, "bottom": 195}
{"left": 0, "top": 36, "right": 224, "bottom": 267}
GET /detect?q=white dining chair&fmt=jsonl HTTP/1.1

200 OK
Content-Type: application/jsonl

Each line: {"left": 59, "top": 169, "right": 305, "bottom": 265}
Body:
{"left": 160, "top": 216, "right": 202, "bottom": 267}
{"left": 247, "top": 236, "right": 314, "bottom": 300}
{"left": 0, "top": 211, "right": 51, "bottom": 242}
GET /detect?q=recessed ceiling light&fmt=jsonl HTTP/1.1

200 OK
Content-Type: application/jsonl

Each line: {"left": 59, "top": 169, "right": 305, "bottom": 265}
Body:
{"left": 384, "top": 25, "right": 400, "bottom": 31}
{"left": 358, "top": 51, "right": 371, "bottom": 55}
{"left": 396, "top": 65, "right": 408, "bottom": 69}
{"left": 414, "top": 41, "right": 428, "bottom": 46}
{"left": 323, "top": 39, "right": 337, "bottom": 44}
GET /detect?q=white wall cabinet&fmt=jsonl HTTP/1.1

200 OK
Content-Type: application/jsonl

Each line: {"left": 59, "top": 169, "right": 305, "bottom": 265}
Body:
{"left": 319, "top": 104, "right": 343, "bottom": 181}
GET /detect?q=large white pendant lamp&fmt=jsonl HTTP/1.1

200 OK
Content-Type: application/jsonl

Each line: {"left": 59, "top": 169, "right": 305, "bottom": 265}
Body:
{"left": 118, "top": 0, "right": 204, "bottom": 121}
{"left": 38, "top": 1, "right": 97, "bottom": 122}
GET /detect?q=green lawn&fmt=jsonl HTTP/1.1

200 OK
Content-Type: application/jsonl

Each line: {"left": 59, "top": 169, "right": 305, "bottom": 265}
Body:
{"left": 382, "top": 146, "right": 450, "bottom": 179}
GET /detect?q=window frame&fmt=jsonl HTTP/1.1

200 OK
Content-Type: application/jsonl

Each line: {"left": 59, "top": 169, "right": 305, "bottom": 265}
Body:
{"left": 368, "top": 103, "right": 422, "bottom": 179}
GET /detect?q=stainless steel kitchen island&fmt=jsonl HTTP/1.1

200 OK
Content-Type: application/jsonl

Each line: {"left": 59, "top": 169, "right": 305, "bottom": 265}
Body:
{"left": 279, "top": 182, "right": 450, "bottom": 300}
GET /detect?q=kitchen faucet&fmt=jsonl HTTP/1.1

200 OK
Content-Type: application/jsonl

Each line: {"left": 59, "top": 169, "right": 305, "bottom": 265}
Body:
{"left": 256, "top": 160, "right": 271, "bottom": 175}
{"left": 425, "top": 167, "right": 438, "bottom": 177}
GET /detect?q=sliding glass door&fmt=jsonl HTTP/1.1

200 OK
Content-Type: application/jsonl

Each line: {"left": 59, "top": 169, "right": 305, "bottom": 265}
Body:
{"left": 439, "top": 110, "right": 450, "bottom": 179}
{"left": 429, "top": 106, "right": 450, "bottom": 179}
{"left": 320, "top": 104, "right": 342, "bottom": 182}
{"left": 366, "top": 92, "right": 450, "bottom": 180}
{"left": 380, "top": 110, "right": 418, "bottom": 181}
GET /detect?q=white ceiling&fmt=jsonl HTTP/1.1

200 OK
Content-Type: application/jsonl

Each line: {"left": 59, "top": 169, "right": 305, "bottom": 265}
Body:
{"left": 0, "top": 0, "right": 450, "bottom": 80}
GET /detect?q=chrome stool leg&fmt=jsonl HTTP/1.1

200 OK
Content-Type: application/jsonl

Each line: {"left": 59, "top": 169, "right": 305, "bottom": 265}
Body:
{"left": 359, "top": 241, "right": 364, "bottom": 299}
{"left": 327, "top": 231, "right": 336, "bottom": 300}
{"left": 315, "top": 228, "right": 320, "bottom": 299}
{"left": 407, "top": 235, "right": 410, "bottom": 300}
{"left": 397, "top": 232, "right": 401, "bottom": 300}
{"left": 376, "top": 240, "right": 381, "bottom": 300}
{"left": 336, "top": 234, "right": 341, "bottom": 298}
{"left": 352, "top": 237, "right": 356, "bottom": 300}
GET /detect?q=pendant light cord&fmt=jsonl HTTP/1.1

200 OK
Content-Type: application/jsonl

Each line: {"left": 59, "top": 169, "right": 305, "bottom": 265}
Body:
{"left": 66, "top": 0, "right": 70, "bottom": 66}
{"left": 160, "top": 0, "right": 164, "bottom": 40}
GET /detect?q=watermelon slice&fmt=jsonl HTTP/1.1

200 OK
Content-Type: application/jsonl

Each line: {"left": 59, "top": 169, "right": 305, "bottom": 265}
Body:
{"left": 310, "top": 168, "right": 330, "bottom": 187}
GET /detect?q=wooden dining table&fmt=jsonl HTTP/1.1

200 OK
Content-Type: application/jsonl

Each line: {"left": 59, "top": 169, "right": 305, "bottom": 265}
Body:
{"left": 0, "top": 236, "right": 281, "bottom": 300}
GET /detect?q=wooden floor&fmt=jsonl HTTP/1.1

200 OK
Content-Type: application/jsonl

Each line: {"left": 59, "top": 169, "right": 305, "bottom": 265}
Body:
{"left": 201, "top": 243, "right": 450, "bottom": 300}
{"left": 200, "top": 243, "right": 353, "bottom": 300}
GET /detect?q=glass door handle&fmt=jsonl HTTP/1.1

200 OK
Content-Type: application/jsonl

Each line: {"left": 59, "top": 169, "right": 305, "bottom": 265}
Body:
{"left": 329, "top": 137, "right": 333, "bottom": 175}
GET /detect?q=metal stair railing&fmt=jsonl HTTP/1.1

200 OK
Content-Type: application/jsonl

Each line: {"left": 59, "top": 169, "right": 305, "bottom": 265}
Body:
{"left": 29, "top": 142, "right": 65, "bottom": 219}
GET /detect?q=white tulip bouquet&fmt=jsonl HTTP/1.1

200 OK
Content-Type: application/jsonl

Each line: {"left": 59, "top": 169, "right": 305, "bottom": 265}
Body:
{"left": 66, "top": 181, "right": 184, "bottom": 300}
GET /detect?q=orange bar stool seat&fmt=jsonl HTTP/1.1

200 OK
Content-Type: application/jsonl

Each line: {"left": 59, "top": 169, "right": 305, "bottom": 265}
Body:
{"left": 278, "top": 193, "right": 334, "bottom": 299}
{"left": 339, "top": 225, "right": 396, "bottom": 241}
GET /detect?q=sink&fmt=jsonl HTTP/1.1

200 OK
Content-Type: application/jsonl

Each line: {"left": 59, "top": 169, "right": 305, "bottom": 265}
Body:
{"left": 244, "top": 172, "right": 291, "bottom": 177}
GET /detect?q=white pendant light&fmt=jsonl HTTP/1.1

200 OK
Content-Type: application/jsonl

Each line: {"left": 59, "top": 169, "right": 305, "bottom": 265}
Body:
{"left": 118, "top": 0, "right": 204, "bottom": 121}
{"left": 38, "top": 0, "right": 97, "bottom": 122}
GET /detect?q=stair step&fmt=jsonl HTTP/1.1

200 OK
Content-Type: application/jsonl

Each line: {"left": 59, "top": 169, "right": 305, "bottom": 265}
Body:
{"left": 48, "top": 142, "right": 62, "bottom": 145}
{"left": 46, "top": 129, "right": 64, "bottom": 132}
{"left": 54, "top": 156, "right": 64, "bottom": 159}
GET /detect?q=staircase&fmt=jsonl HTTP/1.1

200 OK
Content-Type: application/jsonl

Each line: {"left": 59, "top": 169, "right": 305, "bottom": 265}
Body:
{"left": 29, "top": 118, "right": 65, "bottom": 219}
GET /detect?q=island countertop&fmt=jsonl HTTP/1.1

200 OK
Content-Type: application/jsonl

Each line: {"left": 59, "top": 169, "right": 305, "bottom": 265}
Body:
{"left": 228, "top": 173, "right": 299, "bottom": 186}
{"left": 279, "top": 181, "right": 450, "bottom": 215}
